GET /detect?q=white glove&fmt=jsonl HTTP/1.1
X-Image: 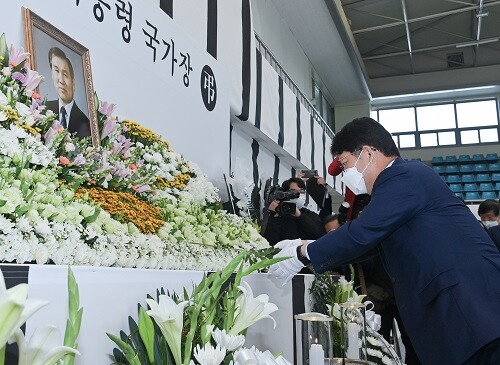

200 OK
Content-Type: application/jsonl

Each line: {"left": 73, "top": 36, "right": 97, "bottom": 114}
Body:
{"left": 275, "top": 238, "right": 303, "bottom": 250}
{"left": 268, "top": 244, "right": 305, "bottom": 285}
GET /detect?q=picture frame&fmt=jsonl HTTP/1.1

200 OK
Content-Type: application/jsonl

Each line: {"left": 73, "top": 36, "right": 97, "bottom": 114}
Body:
{"left": 23, "top": 7, "right": 100, "bottom": 146}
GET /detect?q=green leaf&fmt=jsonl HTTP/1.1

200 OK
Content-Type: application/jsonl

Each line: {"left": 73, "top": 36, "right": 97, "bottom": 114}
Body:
{"left": 0, "top": 200, "right": 7, "bottom": 208}
{"left": 0, "top": 34, "right": 8, "bottom": 68}
{"left": 107, "top": 333, "right": 142, "bottom": 365}
{"left": 138, "top": 307, "right": 155, "bottom": 364}
{"left": 128, "top": 316, "right": 149, "bottom": 365}
{"left": 63, "top": 266, "right": 82, "bottom": 365}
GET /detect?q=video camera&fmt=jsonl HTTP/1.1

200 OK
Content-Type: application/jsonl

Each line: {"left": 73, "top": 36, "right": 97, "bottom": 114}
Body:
{"left": 265, "top": 185, "right": 300, "bottom": 216}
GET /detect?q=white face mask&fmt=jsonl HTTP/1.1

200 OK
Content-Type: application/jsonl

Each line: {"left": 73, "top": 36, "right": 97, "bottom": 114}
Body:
{"left": 482, "top": 220, "right": 499, "bottom": 229}
{"left": 291, "top": 193, "right": 306, "bottom": 210}
{"left": 341, "top": 150, "right": 372, "bottom": 195}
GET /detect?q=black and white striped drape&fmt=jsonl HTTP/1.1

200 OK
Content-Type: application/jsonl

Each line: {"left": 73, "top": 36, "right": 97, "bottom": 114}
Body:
{"left": 154, "top": 0, "right": 334, "bottom": 187}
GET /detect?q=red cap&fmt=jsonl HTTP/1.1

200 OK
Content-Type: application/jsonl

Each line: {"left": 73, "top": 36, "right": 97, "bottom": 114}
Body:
{"left": 328, "top": 156, "right": 342, "bottom": 176}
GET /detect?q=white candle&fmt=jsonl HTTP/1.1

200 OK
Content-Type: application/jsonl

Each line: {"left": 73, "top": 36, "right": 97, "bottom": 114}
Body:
{"left": 346, "top": 322, "right": 359, "bottom": 359}
{"left": 309, "top": 342, "right": 324, "bottom": 365}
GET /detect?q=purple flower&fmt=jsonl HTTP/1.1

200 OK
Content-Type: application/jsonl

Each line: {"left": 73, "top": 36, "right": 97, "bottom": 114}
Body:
{"left": 100, "top": 117, "right": 117, "bottom": 140}
{"left": 11, "top": 72, "right": 25, "bottom": 82}
{"left": 133, "top": 184, "right": 151, "bottom": 193}
{"left": 8, "top": 45, "right": 29, "bottom": 67}
{"left": 44, "top": 126, "right": 58, "bottom": 146}
{"left": 112, "top": 166, "right": 130, "bottom": 178}
{"left": 99, "top": 101, "right": 116, "bottom": 116}
{"left": 72, "top": 154, "right": 87, "bottom": 166}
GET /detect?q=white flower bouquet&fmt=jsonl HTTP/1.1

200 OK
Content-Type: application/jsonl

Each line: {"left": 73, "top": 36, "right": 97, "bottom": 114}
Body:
{"left": 0, "top": 34, "right": 268, "bottom": 270}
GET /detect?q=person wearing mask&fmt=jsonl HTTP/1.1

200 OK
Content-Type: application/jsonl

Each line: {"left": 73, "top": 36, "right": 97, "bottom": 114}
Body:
{"left": 262, "top": 177, "right": 324, "bottom": 246}
{"left": 269, "top": 117, "right": 500, "bottom": 365}
{"left": 478, "top": 199, "right": 500, "bottom": 230}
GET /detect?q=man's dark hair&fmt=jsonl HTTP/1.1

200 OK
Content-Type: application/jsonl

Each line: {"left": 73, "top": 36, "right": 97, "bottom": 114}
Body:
{"left": 48, "top": 47, "right": 74, "bottom": 79}
{"left": 282, "top": 177, "right": 305, "bottom": 191}
{"left": 323, "top": 213, "right": 339, "bottom": 226}
{"left": 331, "top": 117, "right": 400, "bottom": 157}
{"left": 478, "top": 199, "right": 500, "bottom": 216}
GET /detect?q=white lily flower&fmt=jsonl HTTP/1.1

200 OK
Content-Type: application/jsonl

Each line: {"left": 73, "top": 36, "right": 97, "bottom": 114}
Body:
{"left": 193, "top": 343, "right": 226, "bottom": 365}
{"left": 212, "top": 328, "right": 245, "bottom": 351}
{"left": 145, "top": 295, "right": 188, "bottom": 365}
{"left": 12, "top": 326, "right": 80, "bottom": 365}
{"left": 0, "top": 270, "right": 48, "bottom": 348}
{"left": 228, "top": 281, "right": 278, "bottom": 335}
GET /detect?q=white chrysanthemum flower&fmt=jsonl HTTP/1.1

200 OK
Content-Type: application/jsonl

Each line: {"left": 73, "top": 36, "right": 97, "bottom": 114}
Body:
{"left": 193, "top": 343, "right": 226, "bottom": 365}
{"left": 212, "top": 328, "right": 245, "bottom": 352}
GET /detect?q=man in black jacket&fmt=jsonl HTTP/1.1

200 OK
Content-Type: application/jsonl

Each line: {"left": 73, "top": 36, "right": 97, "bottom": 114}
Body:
{"left": 46, "top": 47, "right": 91, "bottom": 138}
{"left": 262, "top": 177, "right": 324, "bottom": 246}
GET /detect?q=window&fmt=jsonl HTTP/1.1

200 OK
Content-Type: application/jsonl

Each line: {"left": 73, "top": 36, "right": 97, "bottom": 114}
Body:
{"left": 372, "top": 98, "right": 500, "bottom": 149}
{"left": 312, "top": 80, "right": 334, "bottom": 131}
{"left": 378, "top": 108, "right": 416, "bottom": 133}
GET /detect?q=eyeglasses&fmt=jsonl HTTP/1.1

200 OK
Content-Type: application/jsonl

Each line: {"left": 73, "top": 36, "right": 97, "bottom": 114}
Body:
{"left": 337, "top": 148, "right": 362, "bottom": 172}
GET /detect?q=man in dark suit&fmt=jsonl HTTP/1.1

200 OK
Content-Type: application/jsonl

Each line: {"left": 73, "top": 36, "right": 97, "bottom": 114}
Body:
{"left": 46, "top": 47, "right": 91, "bottom": 138}
{"left": 270, "top": 117, "right": 500, "bottom": 365}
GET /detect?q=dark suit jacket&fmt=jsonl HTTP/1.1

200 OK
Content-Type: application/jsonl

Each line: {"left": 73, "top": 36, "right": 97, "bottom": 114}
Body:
{"left": 308, "top": 158, "right": 500, "bottom": 365}
{"left": 488, "top": 225, "right": 500, "bottom": 251}
{"left": 46, "top": 100, "right": 91, "bottom": 138}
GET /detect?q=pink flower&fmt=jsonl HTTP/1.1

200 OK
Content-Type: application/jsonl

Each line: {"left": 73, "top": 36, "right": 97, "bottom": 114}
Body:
{"left": 59, "top": 156, "right": 70, "bottom": 166}
{"left": 129, "top": 163, "right": 137, "bottom": 172}
{"left": 8, "top": 45, "right": 29, "bottom": 67}
{"left": 99, "top": 101, "right": 116, "bottom": 116}
{"left": 22, "top": 69, "right": 43, "bottom": 92}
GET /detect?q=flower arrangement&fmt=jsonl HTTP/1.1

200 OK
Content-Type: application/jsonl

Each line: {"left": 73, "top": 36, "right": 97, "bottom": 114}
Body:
{"left": 310, "top": 272, "right": 402, "bottom": 365}
{"left": 0, "top": 34, "right": 268, "bottom": 270}
{"left": 108, "top": 249, "right": 292, "bottom": 365}
{"left": 0, "top": 266, "right": 82, "bottom": 365}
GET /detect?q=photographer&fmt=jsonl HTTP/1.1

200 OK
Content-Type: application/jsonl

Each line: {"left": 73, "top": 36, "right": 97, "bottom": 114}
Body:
{"left": 262, "top": 177, "right": 324, "bottom": 246}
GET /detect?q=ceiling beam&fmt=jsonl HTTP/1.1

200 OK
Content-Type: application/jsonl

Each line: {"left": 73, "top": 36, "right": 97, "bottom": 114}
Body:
{"left": 400, "top": 0, "right": 414, "bottom": 73}
{"left": 352, "top": 0, "right": 500, "bottom": 34}
{"left": 363, "top": 36, "right": 500, "bottom": 60}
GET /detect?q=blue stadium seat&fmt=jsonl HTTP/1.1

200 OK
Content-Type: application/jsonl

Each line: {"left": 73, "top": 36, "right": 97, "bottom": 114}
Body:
{"left": 445, "top": 165, "right": 459, "bottom": 173}
{"left": 485, "top": 153, "right": 499, "bottom": 160}
{"left": 461, "top": 174, "right": 476, "bottom": 183}
{"left": 448, "top": 184, "right": 463, "bottom": 192}
{"left": 472, "top": 154, "right": 486, "bottom": 161}
{"left": 481, "top": 191, "right": 497, "bottom": 200}
{"left": 476, "top": 173, "right": 491, "bottom": 182}
{"left": 489, "top": 163, "right": 500, "bottom": 172}
{"left": 473, "top": 164, "right": 488, "bottom": 172}
{"left": 458, "top": 155, "right": 471, "bottom": 162}
{"left": 465, "top": 192, "right": 480, "bottom": 201}
{"left": 495, "top": 182, "right": 500, "bottom": 190}
{"left": 463, "top": 183, "right": 478, "bottom": 192}
{"left": 447, "top": 175, "right": 461, "bottom": 183}
{"left": 445, "top": 155, "right": 457, "bottom": 163}
{"left": 459, "top": 164, "right": 473, "bottom": 173}
{"left": 432, "top": 156, "right": 444, "bottom": 164}
{"left": 455, "top": 192, "right": 465, "bottom": 200}
{"left": 433, "top": 166, "right": 446, "bottom": 174}
{"left": 492, "top": 173, "right": 500, "bottom": 182}
{"left": 479, "top": 182, "right": 494, "bottom": 191}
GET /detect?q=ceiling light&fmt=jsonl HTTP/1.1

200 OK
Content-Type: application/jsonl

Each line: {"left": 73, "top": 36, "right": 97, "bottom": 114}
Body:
{"left": 456, "top": 37, "right": 499, "bottom": 48}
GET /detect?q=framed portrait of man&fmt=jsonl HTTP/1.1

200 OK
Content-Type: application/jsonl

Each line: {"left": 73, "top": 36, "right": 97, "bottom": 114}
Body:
{"left": 23, "top": 7, "right": 100, "bottom": 146}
